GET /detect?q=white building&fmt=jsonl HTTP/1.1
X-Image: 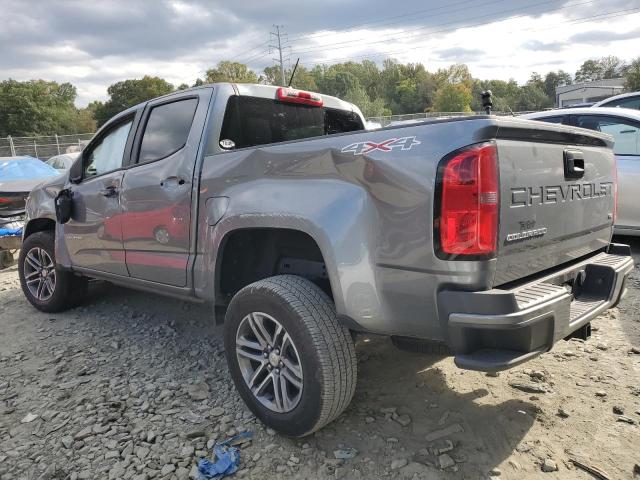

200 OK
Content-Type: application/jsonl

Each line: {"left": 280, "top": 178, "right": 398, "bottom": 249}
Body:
{"left": 556, "top": 78, "right": 625, "bottom": 107}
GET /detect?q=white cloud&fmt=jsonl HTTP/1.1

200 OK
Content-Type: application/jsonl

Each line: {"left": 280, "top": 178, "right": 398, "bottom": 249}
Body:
{"left": 0, "top": 0, "right": 638, "bottom": 106}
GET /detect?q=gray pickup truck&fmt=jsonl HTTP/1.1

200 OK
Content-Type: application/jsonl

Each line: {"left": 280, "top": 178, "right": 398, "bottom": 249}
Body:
{"left": 18, "top": 83, "right": 633, "bottom": 436}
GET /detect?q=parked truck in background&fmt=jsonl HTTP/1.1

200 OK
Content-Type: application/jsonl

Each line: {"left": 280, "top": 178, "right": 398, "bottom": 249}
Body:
{"left": 18, "top": 83, "right": 632, "bottom": 436}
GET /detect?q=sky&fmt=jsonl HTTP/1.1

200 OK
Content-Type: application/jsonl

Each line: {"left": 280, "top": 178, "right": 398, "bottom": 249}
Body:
{"left": 1, "top": 0, "right": 639, "bottom": 106}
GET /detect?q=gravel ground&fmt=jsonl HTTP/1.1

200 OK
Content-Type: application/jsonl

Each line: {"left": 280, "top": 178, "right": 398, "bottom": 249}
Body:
{"left": 1, "top": 239, "right": 639, "bottom": 480}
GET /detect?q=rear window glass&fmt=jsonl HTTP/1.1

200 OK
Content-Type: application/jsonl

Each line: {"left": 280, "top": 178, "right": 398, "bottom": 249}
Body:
{"left": 538, "top": 116, "right": 565, "bottom": 124}
{"left": 601, "top": 96, "right": 640, "bottom": 110}
{"left": 218, "top": 96, "right": 364, "bottom": 150}
{"left": 575, "top": 115, "right": 640, "bottom": 155}
{"left": 138, "top": 98, "right": 198, "bottom": 163}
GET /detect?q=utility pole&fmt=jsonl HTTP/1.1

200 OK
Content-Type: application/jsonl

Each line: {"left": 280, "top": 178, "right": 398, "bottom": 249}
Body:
{"left": 270, "top": 25, "right": 289, "bottom": 86}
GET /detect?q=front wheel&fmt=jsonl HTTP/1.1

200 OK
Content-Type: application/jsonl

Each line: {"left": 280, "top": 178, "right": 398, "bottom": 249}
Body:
{"left": 18, "top": 231, "right": 87, "bottom": 312}
{"left": 224, "top": 275, "right": 357, "bottom": 437}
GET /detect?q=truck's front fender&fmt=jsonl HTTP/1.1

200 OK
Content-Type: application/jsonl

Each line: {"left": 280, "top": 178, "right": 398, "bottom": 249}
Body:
{"left": 24, "top": 179, "right": 73, "bottom": 269}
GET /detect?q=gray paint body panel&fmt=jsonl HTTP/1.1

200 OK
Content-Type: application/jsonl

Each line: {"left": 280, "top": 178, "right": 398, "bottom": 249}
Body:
{"left": 24, "top": 83, "right": 622, "bottom": 346}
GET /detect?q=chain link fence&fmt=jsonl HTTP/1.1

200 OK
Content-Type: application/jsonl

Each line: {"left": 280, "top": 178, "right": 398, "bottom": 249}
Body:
{"left": 0, "top": 133, "right": 95, "bottom": 159}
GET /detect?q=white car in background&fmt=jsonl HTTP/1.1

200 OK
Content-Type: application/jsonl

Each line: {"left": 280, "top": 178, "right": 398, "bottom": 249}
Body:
{"left": 593, "top": 91, "right": 640, "bottom": 110}
{"left": 522, "top": 107, "right": 640, "bottom": 236}
{"left": 46, "top": 152, "right": 80, "bottom": 171}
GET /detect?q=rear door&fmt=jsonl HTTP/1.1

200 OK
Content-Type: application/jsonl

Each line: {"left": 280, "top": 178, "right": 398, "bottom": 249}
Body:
{"left": 570, "top": 114, "right": 640, "bottom": 232}
{"left": 63, "top": 114, "right": 138, "bottom": 275}
{"left": 119, "top": 90, "right": 211, "bottom": 286}
{"left": 494, "top": 123, "right": 616, "bottom": 285}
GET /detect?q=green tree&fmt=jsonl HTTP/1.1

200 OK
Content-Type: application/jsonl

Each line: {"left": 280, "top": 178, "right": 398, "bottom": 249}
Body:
{"left": 93, "top": 76, "right": 174, "bottom": 127}
{"left": 261, "top": 64, "right": 318, "bottom": 91}
{"left": 526, "top": 72, "right": 545, "bottom": 91}
{"left": 471, "top": 79, "right": 519, "bottom": 112}
{"left": 0, "top": 79, "right": 93, "bottom": 136}
{"left": 435, "top": 64, "right": 473, "bottom": 88}
{"left": 574, "top": 57, "right": 625, "bottom": 84}
{"left": 543, "top": 70, "right": 572, "bottom": 104}
{"left": 342, "top": 83, "right": 390, "bottom": 117}
{"left": 515, "top": 84, "right": 552, "bottom": 111}
{"left": 575, "top": 59, "right": 604, "bottom": 83}
{"left": 599, "top": 55, "right": 625, "bottom": 79}
{"left": 205, "top": 61, "right": 258, "bottom": 83}
{"left": 433, "top": 83, "right": 473, "bottom": 112}
{"left": 624, "top": 57, "right": 640, "bottom": 91}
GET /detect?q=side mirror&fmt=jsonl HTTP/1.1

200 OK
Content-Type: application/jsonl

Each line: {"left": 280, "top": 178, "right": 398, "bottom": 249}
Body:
{"left": 55, "top": 189, "right": 73, "bottom": 224}
{"left": 69, "top": 155, "right": 83, "bottom": 183}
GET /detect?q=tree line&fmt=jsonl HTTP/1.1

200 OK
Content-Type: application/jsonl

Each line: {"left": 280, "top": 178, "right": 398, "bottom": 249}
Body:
{"left": 1, "top": 55, "right": 639, "bottom": 136}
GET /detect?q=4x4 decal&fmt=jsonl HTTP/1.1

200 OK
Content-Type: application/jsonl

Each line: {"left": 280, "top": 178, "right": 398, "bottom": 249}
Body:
{"left": 341, "top": 136, "right": 421, "bottom": 155}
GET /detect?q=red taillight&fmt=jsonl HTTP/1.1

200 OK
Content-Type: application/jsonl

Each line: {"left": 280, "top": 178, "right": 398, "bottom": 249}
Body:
{"left": 0, "top": 198, "right": 10, "bottom": 203}
{"left": 276, "top": 87, "right": 323, "bottom": 107}
{"left": 436, "top": 142, "right": 499, "bottom": 257}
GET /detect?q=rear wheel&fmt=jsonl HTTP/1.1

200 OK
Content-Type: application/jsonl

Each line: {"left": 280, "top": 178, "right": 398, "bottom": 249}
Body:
{"left": 18, "top": 231, "right": 87, "bottom": 312}
{"left": 224, "top": 275, "right": 357, "bottom": 437}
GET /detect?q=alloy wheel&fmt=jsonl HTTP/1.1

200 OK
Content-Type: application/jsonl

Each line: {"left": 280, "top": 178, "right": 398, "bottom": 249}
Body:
{"left": 23, "top": 247, "right": 56, "bottom": 301}
{"left": 235, "top": 312, "right": 303, "bottom": 413}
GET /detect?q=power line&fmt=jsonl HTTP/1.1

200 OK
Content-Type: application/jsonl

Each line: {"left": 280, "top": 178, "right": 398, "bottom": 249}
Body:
{"left": 291, "top": 0, "right": 590, "bottom": 56}
{"left": 231, "top": 40, "right": 271, "bottom": 63}
{"left": 287, "top": 0, "right": 508, "bottom": 43}
{"left": 240, "top": 49, "right": 271, "bottom": 65}
{"left": 269, "top": 25, "right": 290, "bottom": 86}
{"left": 230, "top": 0, "right": 505, "bottom": 66}
{"left": 302, "top": 5, "right": 640, "bottom": 66}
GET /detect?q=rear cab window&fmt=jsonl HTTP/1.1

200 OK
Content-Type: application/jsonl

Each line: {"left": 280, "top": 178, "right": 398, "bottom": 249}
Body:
{"left": 218, "top": 96, "right": 364, "bottom": 151}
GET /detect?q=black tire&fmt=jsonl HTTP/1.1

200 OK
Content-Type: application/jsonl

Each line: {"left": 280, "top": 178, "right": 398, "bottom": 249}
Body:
{"left": 391, "top": 336, "right": 452, "bottom": 355}
{"left": 18, "top": 231, "right": 87, "bottom": 313}
{"left": 224, "top": 275, "right": 357, "bottom": 437}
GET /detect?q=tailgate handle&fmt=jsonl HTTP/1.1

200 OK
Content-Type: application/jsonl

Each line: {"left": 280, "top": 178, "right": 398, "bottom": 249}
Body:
{"left": 564, "top": 149, "right": 585, "bottom": 179}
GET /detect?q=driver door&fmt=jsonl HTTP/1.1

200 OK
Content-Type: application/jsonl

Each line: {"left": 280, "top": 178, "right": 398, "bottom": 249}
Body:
{"left": 63, "top": 113, "right": 139, "bottom": 275}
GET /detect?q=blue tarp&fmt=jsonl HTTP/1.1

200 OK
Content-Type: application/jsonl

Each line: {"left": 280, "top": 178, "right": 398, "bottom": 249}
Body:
{"left": 0, "top": 227, "right": 22, "bottom": 237}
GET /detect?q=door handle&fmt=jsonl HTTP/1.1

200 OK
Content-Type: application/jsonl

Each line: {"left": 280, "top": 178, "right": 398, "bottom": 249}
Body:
{"left": 99, "top": 185, "right": 118, "bottom": 197}
{"left": 160, "top": 176, "right": 188, "bottom": 187}
{"left": 563, "top": 149, "right": 585, "bottom": 180}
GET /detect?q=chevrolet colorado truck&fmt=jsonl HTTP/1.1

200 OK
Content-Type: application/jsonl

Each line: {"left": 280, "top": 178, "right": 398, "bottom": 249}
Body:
{"left": 18, "top": 83, "right": 632, "bottom": 436}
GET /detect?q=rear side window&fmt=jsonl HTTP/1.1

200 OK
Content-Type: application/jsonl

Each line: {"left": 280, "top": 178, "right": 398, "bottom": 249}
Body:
{"left": 600, "top": 96, "right": 640, "bottom": 110}
{"left": 537, "top": 116, "right": 565, "bottom": 124}
{"left": 575, "top": 115, "right": 640, "bottom": 155}
{"left": 218, "top": 96, "right": 364, "bottom": 150}
{"left": 138, "top": 98, "right": 198, "bottom": 163}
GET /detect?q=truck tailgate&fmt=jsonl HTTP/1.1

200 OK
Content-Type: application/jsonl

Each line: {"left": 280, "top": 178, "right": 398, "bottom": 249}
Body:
{"left": 494, "top": 134, "right": 615, "bottom": 286}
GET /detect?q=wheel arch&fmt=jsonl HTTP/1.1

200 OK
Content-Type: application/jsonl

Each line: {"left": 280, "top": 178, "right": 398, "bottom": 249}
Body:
{"left": 214, "top": 225, "right": 338, "bottom": 305}
{"left": 23, "top": 217, "right": 56, "bottom": 240}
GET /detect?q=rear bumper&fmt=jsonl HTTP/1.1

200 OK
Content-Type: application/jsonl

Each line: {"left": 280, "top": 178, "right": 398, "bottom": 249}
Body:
{"left": 438, "top": 244, "right": 634, "bottom": 372}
